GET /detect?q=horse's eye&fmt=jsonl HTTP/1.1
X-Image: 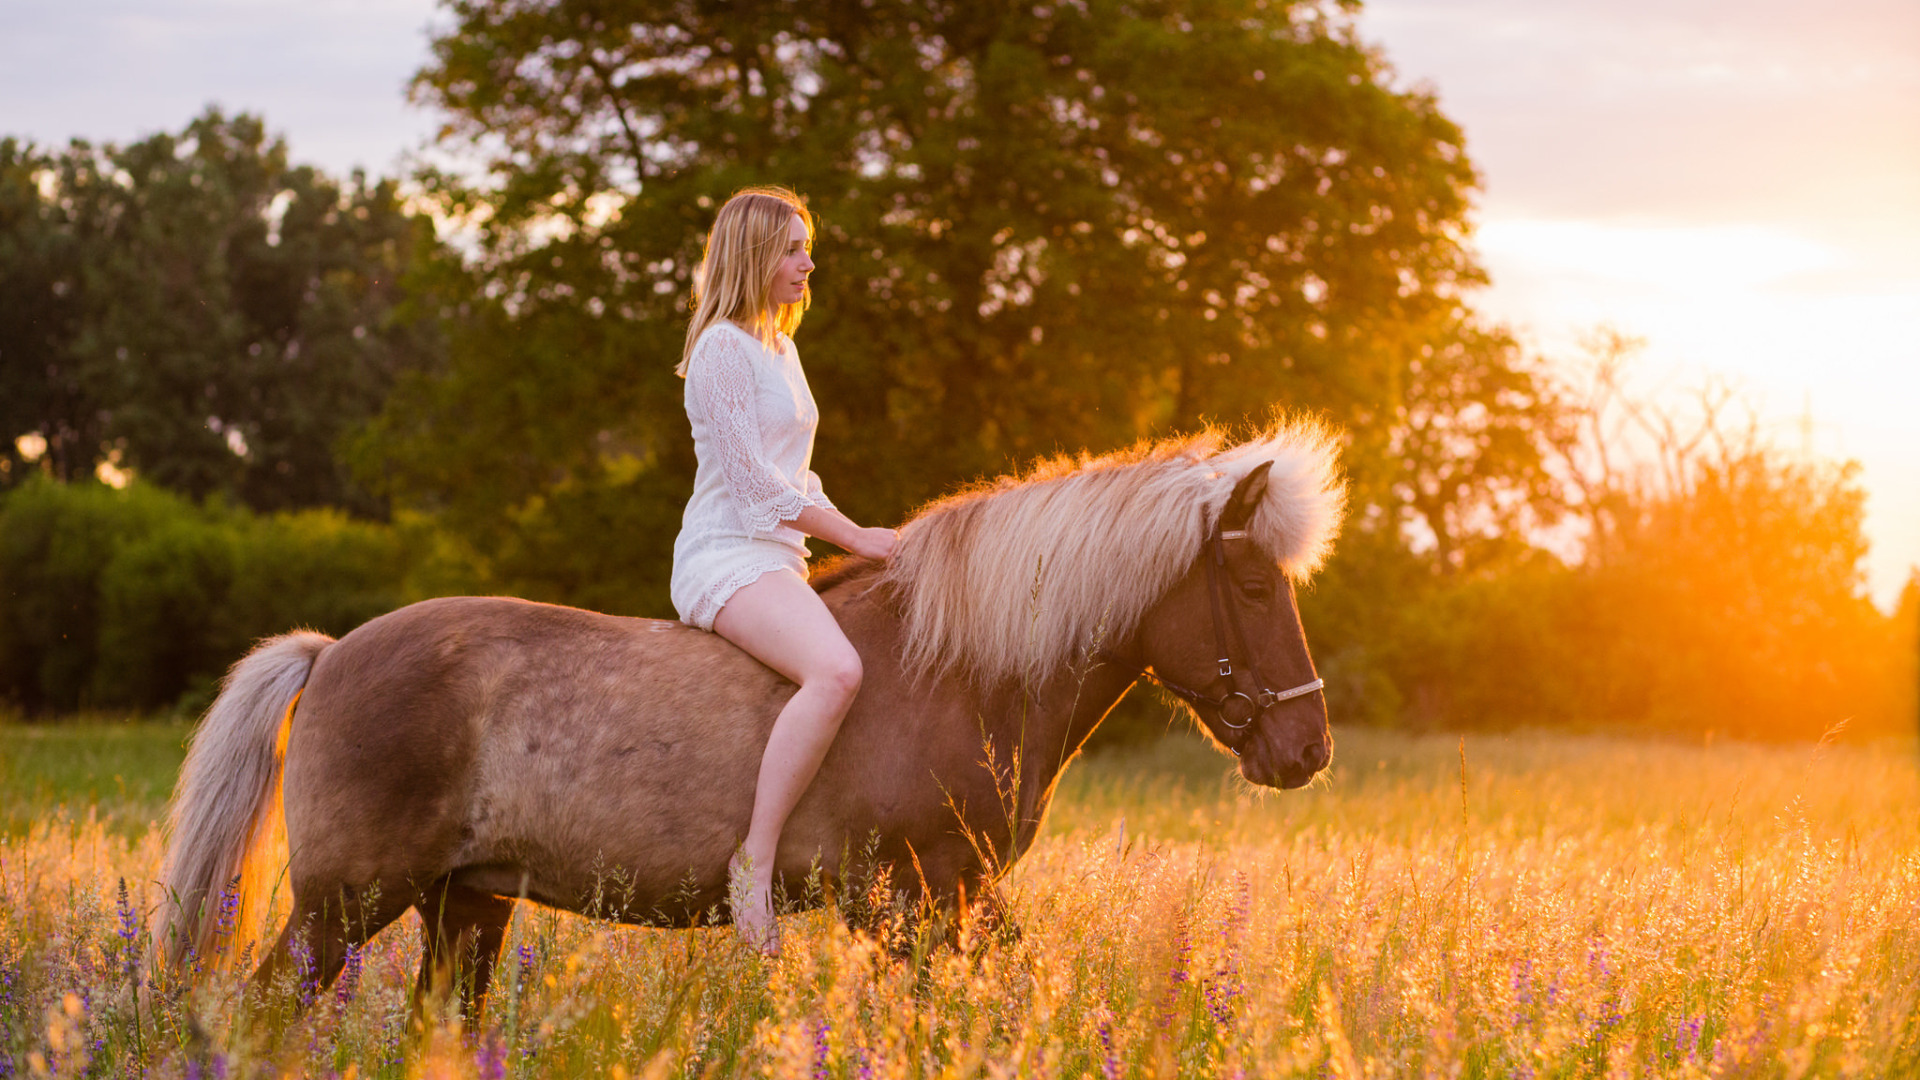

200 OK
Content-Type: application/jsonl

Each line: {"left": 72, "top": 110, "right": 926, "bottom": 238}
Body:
{"left": 1239, "top": 579, "right": 1271, "bottom": 601}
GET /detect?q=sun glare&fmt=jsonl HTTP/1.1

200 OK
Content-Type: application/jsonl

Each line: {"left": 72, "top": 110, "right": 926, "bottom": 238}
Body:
{"left": 1477, "top": 220, "right": 1839, "bottom": 294}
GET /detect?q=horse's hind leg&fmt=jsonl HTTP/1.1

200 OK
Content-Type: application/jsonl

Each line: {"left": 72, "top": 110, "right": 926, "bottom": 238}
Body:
{"left": 252, "top": 882, "right": 411, "bottom": 1011}
{"left": 413, "top": 878, "right": 516, "bottom": 1023}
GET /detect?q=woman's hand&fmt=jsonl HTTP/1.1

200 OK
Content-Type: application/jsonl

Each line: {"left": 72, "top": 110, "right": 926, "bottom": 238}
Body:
{"left": 848, "top": 526, "right": 898, "bottom": 561}
{"left": 791, "top": 506, "right": 898, "bottom": 560}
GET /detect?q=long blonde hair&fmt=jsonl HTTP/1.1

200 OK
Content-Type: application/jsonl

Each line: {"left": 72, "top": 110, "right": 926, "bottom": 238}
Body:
{"left": 677, "top": 186, "right": 814, "bottom": 376}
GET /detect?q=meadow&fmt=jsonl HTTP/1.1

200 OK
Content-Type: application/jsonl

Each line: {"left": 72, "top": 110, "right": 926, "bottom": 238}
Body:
{"left": 2, "top": 719, "right": 1917, "bottom": 1078}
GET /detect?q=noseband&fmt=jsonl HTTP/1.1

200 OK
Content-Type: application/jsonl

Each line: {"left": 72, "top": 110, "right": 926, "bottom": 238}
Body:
{"left": 1110, "top": 521, "right": 1324, "bottom": 756}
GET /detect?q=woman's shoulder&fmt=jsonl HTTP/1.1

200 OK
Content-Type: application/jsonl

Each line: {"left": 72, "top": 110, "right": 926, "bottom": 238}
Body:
{"left": 688, "top": 322, "right": 758, "bottom": 370}
{"left": 695, "top": 320, "right": 749, "bottom": 348}
{"left": 696, "top": 320, "right": 786, "bottom": 359}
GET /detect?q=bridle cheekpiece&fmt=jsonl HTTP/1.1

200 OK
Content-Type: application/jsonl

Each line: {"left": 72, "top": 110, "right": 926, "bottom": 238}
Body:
{"left": 1115, "top": 519, "right": 1325, "bottom": 756}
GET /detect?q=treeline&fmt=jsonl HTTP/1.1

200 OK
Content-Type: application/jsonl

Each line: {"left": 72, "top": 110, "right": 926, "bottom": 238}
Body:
{"left": 1, "top": 1, "right": 1913, "bottom": 738}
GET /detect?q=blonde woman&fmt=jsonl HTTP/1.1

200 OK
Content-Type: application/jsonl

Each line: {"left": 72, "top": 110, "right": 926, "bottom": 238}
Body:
{"left": 670, "top": 187, "right": 897, "bottom": 954}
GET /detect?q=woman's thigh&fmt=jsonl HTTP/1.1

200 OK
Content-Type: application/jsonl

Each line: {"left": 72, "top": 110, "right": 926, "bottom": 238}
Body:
{"left": 711, "top": 569, "right": 857, "bottom": 685}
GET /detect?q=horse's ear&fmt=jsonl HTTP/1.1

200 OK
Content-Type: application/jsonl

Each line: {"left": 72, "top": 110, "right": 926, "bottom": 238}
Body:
{"left": 1219, "top": 460, "right": 1273, "bottom": 532}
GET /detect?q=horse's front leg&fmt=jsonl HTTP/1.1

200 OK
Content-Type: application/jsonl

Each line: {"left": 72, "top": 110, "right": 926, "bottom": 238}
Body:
{"left": 955, "top": 880, "right": 1022, "bottom": 955}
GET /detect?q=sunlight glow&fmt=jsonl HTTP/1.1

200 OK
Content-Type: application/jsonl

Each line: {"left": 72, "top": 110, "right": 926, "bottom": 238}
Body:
{"left": 1477, "top": 220, "right": 1839, "bottom": 293}
{"left": 1470, "top": 216, "right": 1920, "bottom": 606}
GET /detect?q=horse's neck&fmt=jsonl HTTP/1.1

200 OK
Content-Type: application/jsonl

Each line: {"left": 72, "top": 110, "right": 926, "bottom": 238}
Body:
{"left": 829, "top": 571, "right": 1142, "bottom": 856}
{"left": 967, "top": 647, "right": 1144, "bottom": 861}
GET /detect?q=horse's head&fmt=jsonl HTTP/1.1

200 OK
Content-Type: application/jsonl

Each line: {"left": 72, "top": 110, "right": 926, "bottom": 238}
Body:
{"left": 1138, "top": 461, "right": 1332, "bottom": 789}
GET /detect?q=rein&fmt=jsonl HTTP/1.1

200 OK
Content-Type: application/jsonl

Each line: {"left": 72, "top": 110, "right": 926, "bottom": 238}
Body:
{"left": 1107, "top": 522, "right": 1324, "bottom": 756}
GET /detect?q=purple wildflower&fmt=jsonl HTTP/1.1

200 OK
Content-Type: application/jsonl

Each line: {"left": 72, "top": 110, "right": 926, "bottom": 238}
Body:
{"left": 1511, "top": 958, "right": 1533, "bottom": 1006}
{"left": 289, "top": 934, "right": 319, "bottom": 1010}
{"left": 335, "top": 942, "right": 363, "bottom": 1005}
{"left": 1674, "top": 1016, "right": 1704, "bottom": 1062}
{"left": 1200, "top": 876, "right": 1249, "bottom": 1033}
{"left": 1510, "top": 958, "right": 1535, "bottom": 1032}
{"left": 1160, "top": 915, "right": 1193, "bottom": 1029}
{"left": 114, "top": 878, "right": 141, "bottom": 982}
{"left": 213, "top": 882, "right": 240, "bottom": 954}
{"left": 475, "top": 1031, "right": 508, "bottom": 1080}
{"left": 813, "top": 1016, "right": 831, "bottom": 1080}
{"left": 1587, "top": 938, "right": 1611, "bottom": 981}
{"left": 1096, "top": 1014, "right": 1120, "bottom": 1080}
{"left": 1201, "top": 975, "right": 1239, "bottom": 1033}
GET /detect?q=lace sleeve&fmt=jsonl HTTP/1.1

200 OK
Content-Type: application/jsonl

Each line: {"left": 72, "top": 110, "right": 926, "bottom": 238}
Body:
{"left": 689, "top": 332, "right": 812, "bottom": 537}
{"left": 800, "top": 469, "right": 834, "bottom": 511}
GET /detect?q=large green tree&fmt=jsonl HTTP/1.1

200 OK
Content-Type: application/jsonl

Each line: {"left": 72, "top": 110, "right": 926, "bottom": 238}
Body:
{"left": 0, "top": 110, "right": 440, "bottom": 513}
{"left": 368, "top": 0, "right": 1549, "bottom": 615}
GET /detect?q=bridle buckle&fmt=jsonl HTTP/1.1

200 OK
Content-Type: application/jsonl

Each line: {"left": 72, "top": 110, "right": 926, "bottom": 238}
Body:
{"left": 1219, "top": 691, "right": 1258, "bottom": 729}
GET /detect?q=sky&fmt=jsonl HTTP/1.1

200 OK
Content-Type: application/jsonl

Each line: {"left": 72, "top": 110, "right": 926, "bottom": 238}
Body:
{"left": 6, "top": 0, "right": 1917, "bottom": 603}
{"left": 1357, "top": 0, "right": 1920, "bottom": 605}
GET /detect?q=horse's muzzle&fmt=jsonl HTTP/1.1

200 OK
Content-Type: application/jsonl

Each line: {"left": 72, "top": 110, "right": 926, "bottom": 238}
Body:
{"left": 1241, "top": 735, "right": 1330, "bottom": 789}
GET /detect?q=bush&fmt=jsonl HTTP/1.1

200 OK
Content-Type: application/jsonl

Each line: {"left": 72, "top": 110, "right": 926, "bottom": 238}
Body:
{"left": 1348, "top": 452, "right": 1917, "bottom": 740}
{"left": 0, "top": 480, "right": 182, "bottom": 712}
{"left": 0, "top": 478, "right": 405, "bottom": 714}
{"left": 93, "top": 513, "right": 241, "bottom": 709}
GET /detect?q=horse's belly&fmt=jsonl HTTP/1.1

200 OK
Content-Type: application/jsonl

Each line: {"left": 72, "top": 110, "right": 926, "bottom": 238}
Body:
{"left": 452, "top": 634, "right": 792, "bottom": 909}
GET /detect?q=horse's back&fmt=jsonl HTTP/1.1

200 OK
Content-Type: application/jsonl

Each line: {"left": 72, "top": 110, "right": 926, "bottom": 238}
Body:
{"left": 281, "top": 591, "right": 988, "bottom": 919}
{"left": 284, "top": 596, "right": 791, "bottom": 912}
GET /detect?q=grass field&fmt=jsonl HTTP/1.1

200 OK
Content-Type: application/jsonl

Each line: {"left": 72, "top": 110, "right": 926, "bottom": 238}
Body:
{"left": 2, "top": 720, "right": 1918, "bottom": 1077}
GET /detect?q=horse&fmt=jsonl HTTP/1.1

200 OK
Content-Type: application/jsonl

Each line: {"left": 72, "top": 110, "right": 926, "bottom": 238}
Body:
{"left": 153, "top": 420, "right": 1345, "bottom": 1013}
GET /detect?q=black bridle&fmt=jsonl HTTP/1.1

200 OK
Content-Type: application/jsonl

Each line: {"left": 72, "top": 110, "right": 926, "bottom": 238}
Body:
{"left": 1109, "top": 521, "right": 1325, "bottom": 756}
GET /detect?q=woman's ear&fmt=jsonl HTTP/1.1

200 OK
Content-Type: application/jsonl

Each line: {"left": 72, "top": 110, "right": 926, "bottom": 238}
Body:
{"left": 1219, "top": 460, "right": 1273, "bottom": 532}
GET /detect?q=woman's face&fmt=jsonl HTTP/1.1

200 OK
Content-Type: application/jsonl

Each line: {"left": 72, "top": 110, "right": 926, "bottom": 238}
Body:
{"left": 768, "top": 213, "right": 814, "bottom": 307}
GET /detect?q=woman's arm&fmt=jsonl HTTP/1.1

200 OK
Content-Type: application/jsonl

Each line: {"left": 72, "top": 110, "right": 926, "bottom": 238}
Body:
{"left": 792, "top": 505, "right": 897, "bottom": 560}
{"left": 692, "top": 333, "right": 818, "bottom": 537}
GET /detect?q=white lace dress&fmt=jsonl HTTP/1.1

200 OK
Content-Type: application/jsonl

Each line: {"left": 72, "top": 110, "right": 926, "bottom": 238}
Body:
{"left": 670, "top": 322, "right": 836, "bottom": 630}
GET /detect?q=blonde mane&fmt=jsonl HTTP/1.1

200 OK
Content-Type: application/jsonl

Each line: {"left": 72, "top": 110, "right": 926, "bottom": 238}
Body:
{"left": 876, "top": 418, "right": 1346, "bottom": 686}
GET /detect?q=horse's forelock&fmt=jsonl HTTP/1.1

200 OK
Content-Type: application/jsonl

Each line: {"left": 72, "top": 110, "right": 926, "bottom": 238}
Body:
{"left": 876, "top": 420, "right": 1344, "bottom": 686}
{"left": 1207, "top": 418, "right": 1347, "bottom": 577}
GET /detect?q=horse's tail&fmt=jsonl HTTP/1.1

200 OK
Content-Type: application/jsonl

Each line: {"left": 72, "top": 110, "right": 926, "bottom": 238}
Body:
{"left": 154, "top": 630, "right": 333, "bottom": 971}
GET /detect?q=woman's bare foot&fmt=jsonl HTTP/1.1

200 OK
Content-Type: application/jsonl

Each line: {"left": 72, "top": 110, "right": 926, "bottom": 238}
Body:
{"left": 727, "top": 848, "right": 780, "bottom": 956}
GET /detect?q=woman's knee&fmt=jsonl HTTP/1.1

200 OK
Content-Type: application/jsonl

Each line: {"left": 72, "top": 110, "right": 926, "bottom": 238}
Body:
{"left": 807, "top": 648, "right": 863, "bottom": 703}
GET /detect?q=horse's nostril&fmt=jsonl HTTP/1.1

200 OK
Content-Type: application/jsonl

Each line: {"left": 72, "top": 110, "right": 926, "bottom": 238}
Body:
{"left": 1300, "top": 741, "right": 1329, "bottom": 771}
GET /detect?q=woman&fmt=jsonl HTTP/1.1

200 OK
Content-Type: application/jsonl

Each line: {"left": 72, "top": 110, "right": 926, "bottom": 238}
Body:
{"left": 670, "top": 187, "right": 897, "bottom": 954}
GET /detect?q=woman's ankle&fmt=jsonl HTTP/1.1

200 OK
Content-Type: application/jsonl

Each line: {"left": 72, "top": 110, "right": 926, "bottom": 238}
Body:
{"left": 733, "top": 840, "right": 777, "bottom": 877}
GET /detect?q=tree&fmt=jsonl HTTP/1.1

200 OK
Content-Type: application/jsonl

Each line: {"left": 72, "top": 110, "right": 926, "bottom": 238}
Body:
{"left": 366, "top": 0, "right": 1524, "bottom": 615}
{"left": 0, "top": 139, "right": 92, "bottom": 483}
{"left": 1377, "top": 342, "right": 1913, "bottom": 739}
{"left": 0, "top": 110, "right": 441, "bottom": 514}
{"left": 1388, "top": 310, "right": 1565, "bottom": 574}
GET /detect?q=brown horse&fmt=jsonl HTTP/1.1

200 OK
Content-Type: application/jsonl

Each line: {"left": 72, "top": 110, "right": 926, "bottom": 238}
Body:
{"left": 154, "top": 421, "right": 1344, "bottom": 1010}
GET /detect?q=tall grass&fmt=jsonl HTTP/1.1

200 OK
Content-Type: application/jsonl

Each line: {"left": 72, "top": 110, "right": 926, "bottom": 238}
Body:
{"left": 2, "top": 725, "right": 1917, "bottom": 1077}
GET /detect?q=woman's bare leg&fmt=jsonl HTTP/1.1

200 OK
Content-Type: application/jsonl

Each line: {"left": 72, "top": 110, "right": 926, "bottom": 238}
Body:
{"left": 711, "top": 569, "right": 862, "bottom": 952}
